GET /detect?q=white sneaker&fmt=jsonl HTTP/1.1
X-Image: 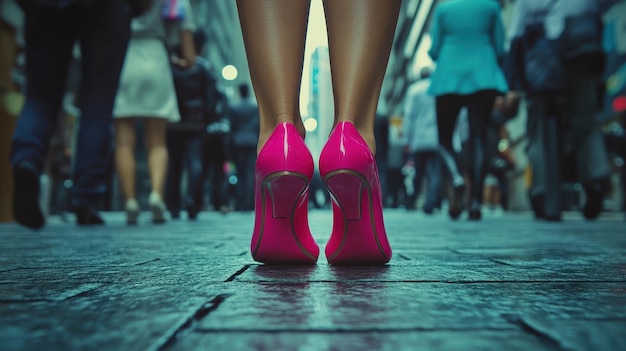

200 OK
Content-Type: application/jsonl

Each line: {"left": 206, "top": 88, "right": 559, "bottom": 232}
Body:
{"left": 149, "top": 192, "right": 166, "bottom": 224}
{"left": 125, "top": 198, "right": 140, "bottom": 225}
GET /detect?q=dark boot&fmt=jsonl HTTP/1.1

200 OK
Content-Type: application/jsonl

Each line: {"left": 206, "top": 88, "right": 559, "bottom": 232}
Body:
{"left": 13, "top": 161, "right": 45, "bottom": 229}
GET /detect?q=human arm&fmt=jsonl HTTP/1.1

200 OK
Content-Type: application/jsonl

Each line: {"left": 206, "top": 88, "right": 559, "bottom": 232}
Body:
{"left": 427, "top": 6, "right": 443, "bottom": 61}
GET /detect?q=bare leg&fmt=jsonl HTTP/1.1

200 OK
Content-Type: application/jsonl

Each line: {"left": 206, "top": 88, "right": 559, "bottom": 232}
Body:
{"left": 114, "top": 118, "right": 137, "bottom": 200}
{"left": 323, "top": 0, "right": 401, "bottom": 154}
{"left": 236, "top": 0, "right": 311, "bottom": 152}
{"left": 143, "top": 118, "right": 168, "bottom": 198}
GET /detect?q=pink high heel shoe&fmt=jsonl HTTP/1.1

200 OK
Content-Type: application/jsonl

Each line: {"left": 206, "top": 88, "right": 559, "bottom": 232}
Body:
{"left": 251, "top": 122, "right": 319, "bottom": 265}
{"left": 319, "top": 121, "right": 392, "bottom": 265}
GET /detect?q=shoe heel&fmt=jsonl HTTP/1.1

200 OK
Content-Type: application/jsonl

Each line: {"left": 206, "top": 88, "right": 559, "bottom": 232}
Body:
{"left": 251, "top": 122, "right": 319, "bottom": 265}
{"left": 320, "top": 122, "right": 391, "bottom": 265}
{"left": 264, "top": 172, "right": 309, "bottom": 218}
{"left": 323, "top": 170, "right": 364, "bottom": 221}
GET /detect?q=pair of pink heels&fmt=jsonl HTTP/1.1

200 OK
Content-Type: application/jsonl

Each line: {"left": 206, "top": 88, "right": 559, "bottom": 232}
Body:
{"left": 251, "top": 121, "right": 392, "bottom": 265}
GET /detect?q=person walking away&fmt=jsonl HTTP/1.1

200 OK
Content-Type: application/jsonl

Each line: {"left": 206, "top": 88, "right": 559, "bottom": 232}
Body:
{"left": 507, "top": 0, "right": 610, "bottom": 220}
{"left": 113, "top": 0, "right": 196, "bottom": 224}
{"left": 203, "top": 86, "right": 231, "bottom": 214}
{"left": 10, "top": 0, "right": 131, "bottom": 228}
{"left": 402, "top": 67, "right": 442, "bottom": 214}
{"left": 228, "top": 83, "right": 259, "bottom": 212}
{"left": 165, "top": 29, "right": 221, "bottom": 220}
{"left": 428, "top": 0, "right": 509, "bottom": 220}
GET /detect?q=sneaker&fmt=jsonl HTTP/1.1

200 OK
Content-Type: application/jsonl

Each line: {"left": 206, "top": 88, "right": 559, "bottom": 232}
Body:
{"left": 125, "top": 198, "right": 140, "bottom": 225}
{"left": 149, "top": 192, "right": 166, "bottom": 224}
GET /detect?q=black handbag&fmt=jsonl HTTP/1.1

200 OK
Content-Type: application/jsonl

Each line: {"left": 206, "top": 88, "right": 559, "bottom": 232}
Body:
{"left": 561, "top": 12, "right": 604, "bottom": 59}
{"left": 521, "top": 21, "right": 565, "bottom": 93}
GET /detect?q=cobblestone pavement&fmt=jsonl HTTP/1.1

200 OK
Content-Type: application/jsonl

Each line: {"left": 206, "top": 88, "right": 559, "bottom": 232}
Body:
{"left": 1, "top": 209, "right": 625, "bottom": 351}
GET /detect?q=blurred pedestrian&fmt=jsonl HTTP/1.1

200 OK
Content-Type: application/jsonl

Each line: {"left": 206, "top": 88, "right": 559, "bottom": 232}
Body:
{"left": 402, "top": 67, "right": 441, "bottom": 214}
{"left": 165, "top": 29, "right": 221, "bottom": 220}
{"left": 428, "top": 0, "right": 509, "bottom": 220}
{"left": 228, "top": 83, "right": 259, "bottom": 212}
{"left": 114, "top": 0, "right": 196, "bottom": 225}
{"left": 10, "top": 0, "right": 132, "bottom": 229}
{"left": 507, "top": 0, "right": 610, "bottom": 220}
{"left": 203, "top": 87, "right": 231, "bottom": 214}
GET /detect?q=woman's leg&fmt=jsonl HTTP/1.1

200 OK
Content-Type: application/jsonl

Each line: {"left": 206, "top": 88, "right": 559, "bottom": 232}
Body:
{"left": 236, "top": 0, "right": 311, "bottom": 151}
{"left": 323, "top": 0, "right": 401, "bottom": 153}
{"left": 142, "top": 118, "right": 169, "bottom": 198}
{"left": 164, "top": 129, "right": 184, "bottom": 217}
{"left": 466, "top": 90, "right": 498, "bottom": 206}
{"left": 435, "top": 94, "right": 467, "bottom": 219}
{"left": 114, "top": 118, "right": 137, "bottom": 201}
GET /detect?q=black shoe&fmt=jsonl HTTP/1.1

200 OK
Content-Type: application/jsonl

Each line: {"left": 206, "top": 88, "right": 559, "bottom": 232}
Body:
{"left": 187, "top": 208, "right": 198, "bottom": 220}
{"left": 73, "top": 205, "right": 105, "bottom": 226}
{"left": 530, "top": 194, "right": 546, "bottom": 219}
{"left": 13, "top": 161, "right": 44, "bottom": 229}
{"left": 583, "top": 181, "right": 604, "bottom": 220}
{"left": 448, "top": 184, "right": 465, "bottom": 220}
{"left": 468, "top": 202, "right": 482, "bottom": 220}
{"left": 423, "top": 206, "right": 434, "bottom": 215}
{"left": 185, "top": 197, "right": 199, "bottom": 220}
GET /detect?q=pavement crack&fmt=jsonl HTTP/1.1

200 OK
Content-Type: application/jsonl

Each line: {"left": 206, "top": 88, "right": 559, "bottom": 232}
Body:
{"left": 155, "top": 294, "right": 229, "bottom": 351}
{"left": 502, "top": 314, "right": 563, "bottom": 349}
{"left": 489, "top": 258, "right": 515, "bottom": 266}
{"left": 134, "top": 258, "right": 161, "bottom": 266}
{"left": 224, "top": 264, "right": 251, "bottom": 282}
{"left": 398, "top": 254, "right": 412, "bottom": 260}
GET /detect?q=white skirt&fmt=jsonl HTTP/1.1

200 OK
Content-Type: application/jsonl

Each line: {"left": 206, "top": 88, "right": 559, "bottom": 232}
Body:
{"left": 114, "top": 38, "right": 180, "bottom": 122}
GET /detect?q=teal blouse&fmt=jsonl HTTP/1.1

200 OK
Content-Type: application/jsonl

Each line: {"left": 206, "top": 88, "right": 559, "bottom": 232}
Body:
{"left": 428, "top": 0, "right": 509, "bottom": 96}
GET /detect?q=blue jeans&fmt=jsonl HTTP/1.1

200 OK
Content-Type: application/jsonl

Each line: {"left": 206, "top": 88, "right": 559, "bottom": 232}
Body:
{"left": 407, "top": 150, "right": 442, "bottom": 210}
{"left": 11, "top": 1, "right": 130, "bottom": 208}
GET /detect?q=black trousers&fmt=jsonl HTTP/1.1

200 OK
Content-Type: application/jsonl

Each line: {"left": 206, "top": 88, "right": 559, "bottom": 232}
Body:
{"left": 526, "top": 60, "right": 610, "bottom": 216}
{"left": 165, "top": 130, "right": 205, "bottom": 215}
{"left": 435, "top": 90, "right": 499, "bottom": 204}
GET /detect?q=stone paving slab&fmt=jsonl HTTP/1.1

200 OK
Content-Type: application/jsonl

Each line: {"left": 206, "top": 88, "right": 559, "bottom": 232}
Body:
{"left": 0, "top": 209, "right": 625, "bottom": 350}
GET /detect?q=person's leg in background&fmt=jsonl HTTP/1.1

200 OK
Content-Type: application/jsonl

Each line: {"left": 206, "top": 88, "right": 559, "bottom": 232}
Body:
{"left": 71, "top": 0, "right": 130, "bottom": 224}
{"left": 0, "top": 15, "right": 20, "bottom": 223}
{"left": 423, "top": 150, "right": 442, "bottom": 214}
{"left": 564, "top": 59, "right": 610, "bottom": 220}
{"left": 405, "top": 153, "right": 420, "bottom": 211}
{"left": 206, "top": 134, "right": 227, "bottom": 213}
{"left": 143, "top": 118, "right": 168, "bottom": 223}
{"left": 183, "top": 134, "right": 205, "bottom": 219}
{"left": 465, "top": 90, "right": 499, "bottom": 220}
{"left": 232, "top": 146, "right": 255, "bottom": 211}
{"left": 525, "top": 96, "right": 548, "bottom": 219}
{"left": 435, "top": 94, "right": 465, "bottom": 219}
{"left": 164, "top": 129, "right": 185, "bottom": 219}
{"left": 10, "top": 5, "right": 77, "bottom": 229}
{"left": 114, "top": 118, "right": 139, "bottom": 224}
